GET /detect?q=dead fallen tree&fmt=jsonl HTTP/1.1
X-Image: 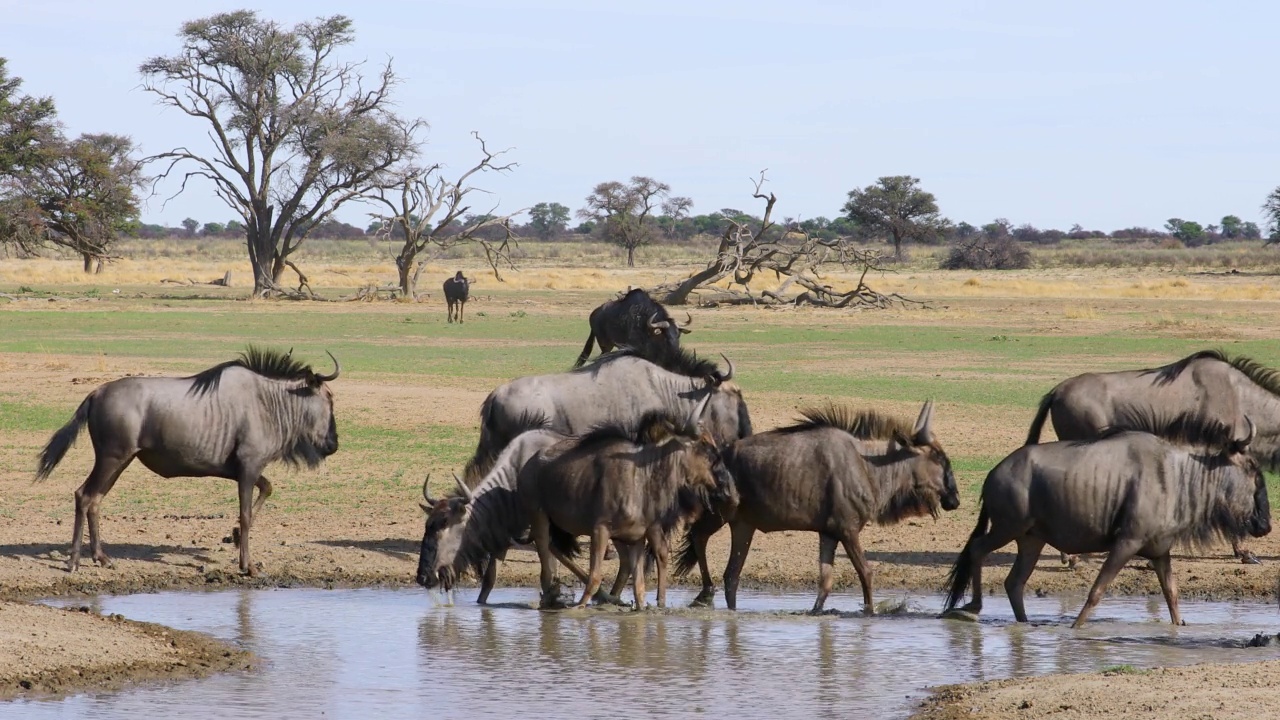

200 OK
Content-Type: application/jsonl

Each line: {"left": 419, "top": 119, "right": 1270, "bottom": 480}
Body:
{"left": 160, "top": 271, "right": 234, "bottom": 287}
{"left": 648, "top": 173, "right": 924, "bottom": 309}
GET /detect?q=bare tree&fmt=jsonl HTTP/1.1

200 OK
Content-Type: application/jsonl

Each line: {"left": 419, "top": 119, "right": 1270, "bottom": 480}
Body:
{"left": 369, "top": 133, "right": 523, "bottom": 299}
{"left": 650, "top": 173, "right": 920, "bottom": 309}
{"left": 661, "top": 195, "right": 694, "bottom": 240}
{"left": 140, "top": 11, "right": 419, "bottom": 297}
{"left": 578, "top": 176, "right": 669, "bottom": 267}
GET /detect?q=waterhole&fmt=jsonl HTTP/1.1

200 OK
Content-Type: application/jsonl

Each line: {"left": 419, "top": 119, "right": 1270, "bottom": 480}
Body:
{"left": 8, "top": 588, "right": 1280, "bottom": 719}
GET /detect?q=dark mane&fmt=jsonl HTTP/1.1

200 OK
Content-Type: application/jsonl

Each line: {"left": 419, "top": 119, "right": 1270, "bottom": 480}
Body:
{"left": 1099, "top": 407, "right": 1240, "bottom": 452}
{"left": 188, "top": 346, "right": 317, "bottom": 396}
{"left": 779, "top": 404, "right": 914, "bottom": 441}
{"left": 1148, "top": 349, "right": 1280, "bottom": 398}
{"left": 575, "top": 410, "right": 694, "bottom": 449}
{"left": 581, "top": 344, "right": 721, "bottom": 381}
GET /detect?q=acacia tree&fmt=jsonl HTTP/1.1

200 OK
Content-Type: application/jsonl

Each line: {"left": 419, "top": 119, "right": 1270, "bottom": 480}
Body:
{"left": 579, "top": 176, "right": 669, "bottom": 267}
{"left": 368, "top": 133, "right": 522, "bottom": 299}
{"left": 528, "top": 201, "right": 570, "bottom": 240}
{"left": 661, "top": 195, "right": 694, "bottom": 239}
{"left": 0, "top": 58, "right": 58, "bottom": 256}
{"left": 842, "top": 175, "right": 942, "bottom": 259}
{"left": 1265, "top": 187, "right": 1280, "bottom": 244}
{"left": 140, "top": 11, "right": 417, "bottom": 297}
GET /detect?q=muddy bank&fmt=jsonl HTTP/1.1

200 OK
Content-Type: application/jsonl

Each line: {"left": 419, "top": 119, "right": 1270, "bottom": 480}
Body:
{"left": 913, "top": 659, "right": 1280, "bottom": 720}
{"left": 0, "top": 600, "right": 251, "bottom": 700}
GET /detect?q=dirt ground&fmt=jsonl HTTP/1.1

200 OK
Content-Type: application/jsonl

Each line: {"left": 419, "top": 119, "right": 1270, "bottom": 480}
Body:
{"left": 4, "top": 267, "right": 1280, "bottom": 709}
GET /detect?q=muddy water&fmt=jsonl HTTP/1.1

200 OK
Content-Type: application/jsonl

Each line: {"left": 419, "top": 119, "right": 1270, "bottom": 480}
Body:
{"left": 9, "top": 587, "right": 1280, "bottom": 719}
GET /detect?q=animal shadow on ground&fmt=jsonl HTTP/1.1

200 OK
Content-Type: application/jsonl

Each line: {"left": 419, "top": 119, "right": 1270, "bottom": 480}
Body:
{"left": 0, "top": 542, "right": 209, "bottom": 569}
{"left": 864, "top": 550, "right": 1019, "bottom": 567}
{"left": 314, "top": 538, "right": 419, "bottom": 560}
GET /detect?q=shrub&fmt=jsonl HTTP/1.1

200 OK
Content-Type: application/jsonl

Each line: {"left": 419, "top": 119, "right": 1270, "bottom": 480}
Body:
{"left": 940, "top": 236, "right": 1031, "bottom": 270}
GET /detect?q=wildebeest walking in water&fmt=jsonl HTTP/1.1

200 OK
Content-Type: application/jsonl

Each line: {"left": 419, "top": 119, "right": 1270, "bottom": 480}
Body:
{"left": 519, "top": 400, "right": 736, "bottom": 609}
{"left": 1027, "top": 350, "right": 1280, "bottom": 565}
{"left": 36, "top": 347, "right": 340, "bottom": 576}
{"left": 462, "top": 345, "right": 750, "bottom": 485}
{"left": 416, "top": 426, "right": 633, "bottom": 606}
{"left": 443, "top": 271, "right": 470, "bottom": 323}
{"left": 675, "top": 401, "right": 959, "bottom": 613}
{"left": 574, "top": 288, "right": 691, "bottom": 367}
{"left": 945, "top": 413, "right": 1271, "bottom": 628}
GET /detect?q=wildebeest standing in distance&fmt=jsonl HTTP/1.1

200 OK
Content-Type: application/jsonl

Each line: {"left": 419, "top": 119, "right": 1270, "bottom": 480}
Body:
{"left": 1027, "top": 350, "right": 1280, "bottom": 564}
{"left": 675, "top": 401, "right": 959, "bottom": 613}
{"left": 444, "top": 271, "right": 469, "bottom": 323}
{"left": 462, "top": 345, "right": 750, "bottom": 485}
{"left": 519, "top": 400, "right": 737, "bottom": 609}
{"left": 417, "top": 426, "right": 633, "bottom": 605}
{"left": 36, "top": 347, "right": 340, "bottom": 576}
{"left": 574, "top": 288, "right": 692, "bottom": 368}
{"left": 945, "top": 414, "right": 1271, "bottom": 627}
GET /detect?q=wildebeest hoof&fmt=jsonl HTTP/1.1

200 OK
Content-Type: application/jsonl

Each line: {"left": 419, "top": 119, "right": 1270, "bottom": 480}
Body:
{"left": 591, "top": 590, "right": 626, "bottom": 606}
{"left": 93, "top": 554, "right": 113, "bottom": 569}
{"left": 603, "top": 546, "right": 618, "bottom": 561}
{"left": 1247, "top": 632, "right": 1278, "bottom": 647}
{"left": 940, "top": 608, "right": 981, "bottom": 622}
{"left": 1240, "top": 551, "right": 1261, "bottom": 565}
{"left": 689, "top": 591, "right": 716, "bottom": 609}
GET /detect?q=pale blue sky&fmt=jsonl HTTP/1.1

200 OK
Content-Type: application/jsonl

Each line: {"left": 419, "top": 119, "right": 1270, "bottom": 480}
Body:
{"left": 3, "top": 0, "right": 1277, "bottom": 231}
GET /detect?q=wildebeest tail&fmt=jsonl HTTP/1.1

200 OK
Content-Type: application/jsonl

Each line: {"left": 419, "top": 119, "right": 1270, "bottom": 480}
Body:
{"left": 36, "top": 393, "right": 93, "bottom": 481}
{"left": 549, "top": 523, "right": 581, "bottom": 558}
{"left": 943, "top": 502, "right": 990, "bottom": 612}
{"left": 1024, "top": 391, "right": 1054, "bottom": 445}
{"left": 673, "top": 524, "right": 700, "bottom": 578}
{"left": 573, "top": 331, "right": 596, "bottom": 368}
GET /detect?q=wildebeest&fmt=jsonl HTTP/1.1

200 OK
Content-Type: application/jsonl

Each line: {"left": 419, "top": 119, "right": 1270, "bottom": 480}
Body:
{"left": 945, "top": 413, "right": 1271, "bottom": 627}
{"left": 574, "top": 288, "right": 691, "bottom": 368}
{"left": 416, "top": 426, "right": 632, "bottom": 605}
{"left": 675, "top": 401, "right": 959, "bottom": 613}
{"left": 1027, "top": 350, "right": 1280, "bottom": 564}
{"left": 36, "top": 347, "right": 340, "bottom": 576}
{"left": 444, "top": 271, "right": 470, "bottom": 323}
{"left": 463, "top": 345, "right": 750, "bottom": 484}
{"left": 519, "top": 401, "right": 736, "bottom": 609}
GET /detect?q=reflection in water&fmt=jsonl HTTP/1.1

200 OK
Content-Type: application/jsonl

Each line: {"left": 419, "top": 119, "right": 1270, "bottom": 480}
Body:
{"left": 16, "top": 588, "right": 1280, "bottom": 720}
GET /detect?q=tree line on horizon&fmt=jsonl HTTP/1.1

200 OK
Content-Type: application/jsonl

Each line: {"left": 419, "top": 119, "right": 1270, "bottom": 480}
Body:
{"left": 3, "top": 11, "right": 1280, "bottom": 291}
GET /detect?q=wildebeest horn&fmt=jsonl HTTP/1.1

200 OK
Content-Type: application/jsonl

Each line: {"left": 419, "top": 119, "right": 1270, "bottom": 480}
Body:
{"left": 316, "top": 351, "right": 340, "bottom": 382}
{"left": 678, "top": 312, "right": 694, "bottom": 335}
{"left": 688, "top": 394, "right": 712, "bottom": 433}
{"left": 1236, "top": 417, "right": 1256, "bottom": 451}
{"left": 452, "top": 472, "right": 474, "bottom": 503}
{"left": 716, "top": 354, "right": 734, "bottom": 384}
{"left": 648, "top": 312, "right": 670, "bottom": 330}
{"left": 914, "top": 400, "right": 936, "bottom": 444}
{"left": 422, "top": 473, "right": 437, "bottom": 506}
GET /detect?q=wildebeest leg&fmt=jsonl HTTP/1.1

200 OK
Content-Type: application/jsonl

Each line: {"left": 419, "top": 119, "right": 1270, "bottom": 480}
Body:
{"left": 531, "top": 511, "right": 562, "bottom": 608}
{"left": 1232, "top": 539, "right": 1260, "bottom": 564}
{"left": 575, "top": 525, "right": 610, "bottom": 609}
{"left": 722, "top": 522, "right": 756, "bottom": 611}
{"left": 647, "top": 525, "right": 670, "bottom": 608}
{"left": 839, "top": 532, "right": 874, "bottom": 615}
{"left": 477, "top": 551, "right": 502, "bottom": 605}
{"left": 233, "top": 475, "right": 274, "bottom": 548}
{"left": 623, "top": 541, "right": 647, "bottom": 610}
{"left": 236, "top": 474, "right": 260, "bottom": 576}
{"left": 960, "top": 525, "right": 1022, "bottom": 614}
{"left": 812, "top": 534, "right": 838, "bottom": 614}
{"left": 75, "top": 451, "right": 135, "bottom": 571}
{"left": 1005, "top": 537, "right": 1046, "bottom": 622}
{"left": 458, "top": 300, "right": 465, "bottom": 324}
{"left": 1071, "top": 539, "right": 1142, "bottom": 628}
{"left": 447, "top": 300, "right": 455, "bottom": 323}
{"left": 1150, "top": 553, "right": 1183, "bottom": 625}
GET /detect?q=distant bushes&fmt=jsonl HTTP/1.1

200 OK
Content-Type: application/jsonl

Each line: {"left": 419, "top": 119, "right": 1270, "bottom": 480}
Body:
{"left": 941, "top": 236, "right": 1031, "bottom": 270}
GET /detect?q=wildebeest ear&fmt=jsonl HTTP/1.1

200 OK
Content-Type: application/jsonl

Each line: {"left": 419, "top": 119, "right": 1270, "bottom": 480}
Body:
{"left": 891, "top": 430, "right": 922, "bottom": 454}
{"left": 913, "top": 400, "right": 935, "bottom": 444}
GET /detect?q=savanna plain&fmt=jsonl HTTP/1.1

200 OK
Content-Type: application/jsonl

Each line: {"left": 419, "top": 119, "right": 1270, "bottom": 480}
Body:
{"left": 4, "top": 245, "right": 1280, "bottom": 718}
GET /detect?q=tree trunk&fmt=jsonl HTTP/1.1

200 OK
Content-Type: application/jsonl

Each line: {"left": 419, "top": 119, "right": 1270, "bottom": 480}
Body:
{"left": 397, "top": 250, "right": 416, "bottom": 299}
{"left": 627, "top": 245, "right": 635, "bottom": 267}
{"left": 247, "top": 206, "right": 276, "bottom": 298}
{"left": 891, "top": 230, "right": 903, "bottom": 259}
{"left": 652, "top": 264, "right": 731, "bottom": 306}
{"left": 81, "top": 252, "right": 94, "bottom": 274}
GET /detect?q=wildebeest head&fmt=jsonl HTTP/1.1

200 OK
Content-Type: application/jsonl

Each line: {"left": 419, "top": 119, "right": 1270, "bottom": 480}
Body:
{"left": 293, "top": 352, "right": 341, "bottom": 463}
{"left": 416, "top": 473, "right": 475, "bottom": 590}
{"left": 887, "top": 400, "right": 959, "bottom": 516}
{"left": 1222, "top": 419, "right": 1272, "bottom": 539}
{"left": 647, "top": 309, "right": 693, "bottom": 348}
{"left": 670, "top": 396, "right": 739, "bottom": 511}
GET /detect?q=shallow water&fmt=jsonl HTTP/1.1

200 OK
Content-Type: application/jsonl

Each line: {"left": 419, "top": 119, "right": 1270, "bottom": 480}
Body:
{"left": 10, "top": 587, "right": 1280, "bottom": 719}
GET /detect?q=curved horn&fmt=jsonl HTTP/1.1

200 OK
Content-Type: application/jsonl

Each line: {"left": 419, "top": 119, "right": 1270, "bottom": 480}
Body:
{"left": 452, "top": 472, "right": 475, "bottom": 503}
{"left": 422, "top": 473, "right": 437, "bottom": 505}
{"left": 688, "top": 393, "right": 712, "bottom": 433}
{"left": 716, "top": 354, "right": 735, "bottom": 384}
{"left": 914, "top": 400, "right": 936, "bottom": 443}
{"left": 316, "top": 351, "right": 340, "bottom": 382}
{"left": 1238, "top": 417, "right": 1257, "bottom": 450}
{"left": 648, "top": 312, "right": 669, "bottom": 330}
{"left": 681, "top": 312, "right": 693, "bottom": 327}
{"left": 678, "top": 312, "right": 693, "bottom": 335}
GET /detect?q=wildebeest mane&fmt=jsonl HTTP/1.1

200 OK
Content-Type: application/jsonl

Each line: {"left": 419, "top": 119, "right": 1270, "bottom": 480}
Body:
{"left": 780, "top": 404, "right": 914, "bottom": 441}
{"left": 581, "top": 344, "right": 720, "bottom": 381}
{"left": 1098, "top": 407, "right": 1240, "bottom": 453}
{"left": 188, "top": 346, "right": 318, "bottom": 396}
{"left": 1151, "top": 349, "right": 1280, "bottom": 397}
{"left": 576, "top": 410, "right": 694, "bottom": 448}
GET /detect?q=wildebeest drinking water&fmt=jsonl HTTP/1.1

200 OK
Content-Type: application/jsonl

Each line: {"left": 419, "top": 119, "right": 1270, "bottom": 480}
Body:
{"left": 36, "top": 347, "right": 340, "bottom": 576}
{"left": 944, "top": 412, "right": 1271, "bottom": 628}
{"left": 417, "top": 426, "right": 633, "bottom": 605}
{"left": 675, "top": 401, "right": 959, "bottom": 613}
{"left": 443, "top": 271, "right": 469, "bottom": 323}
{"left": 1027, "top": 350, "right": 1280, "bottom": 565}
{"left": 574, "top": 287, "right": 691, "bottom": 367}
{"left": 519, "top": 400, "right": 736, "bottom": 609}
{"left": 463, "top": 345, "right": 750, "bottom": 484}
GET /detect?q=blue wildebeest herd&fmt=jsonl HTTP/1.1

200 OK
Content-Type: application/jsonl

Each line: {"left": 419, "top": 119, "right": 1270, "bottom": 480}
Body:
{"left": 34, "top": 284, "right": 1276, "bottom": 625}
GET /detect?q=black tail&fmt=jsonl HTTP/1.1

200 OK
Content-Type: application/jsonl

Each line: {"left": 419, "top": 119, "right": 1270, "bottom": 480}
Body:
{"left": 573, "top": 332, "right": 596, "bottom": 368}
{"left": 37, "top": 393, "right": 93, "bottom": 481}
{"left": 463, "top": 394, "right": 501, "bottom": 486}
{"left": 672, "top": 524, "right": 699, "bottom": 578}
{"left": 549, "top": 524, "right": 582, "bottom": 558}
{"left": 943, "top": 503, "right": 990, "bottom": 612}
{"left": 1024, "top": 391, "right": 1054, "bottom": 445}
